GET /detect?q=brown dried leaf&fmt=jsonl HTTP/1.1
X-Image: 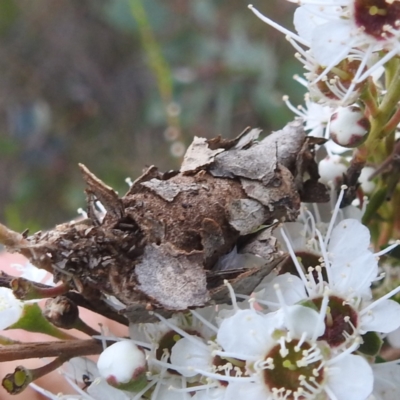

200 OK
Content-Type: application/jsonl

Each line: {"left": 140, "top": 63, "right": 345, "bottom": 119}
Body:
{"left": 135, "top": 243, "right": 209, "bottom": 310}
{"left": 125, "top": 165, "right": 160, "bottom": 196}
{"left": 240, "top": 226, "right": 279, "bottom": 261}
{"left": 141, "top": 179, "right": 200, "bottom": 202}
{"left": 180, "top": 137, "right": 224, "bottom": 174}
{"left": 200, "top": 218, "right": 225, "bottom": 265}
{"left": 210, "top": 140, "right": 277, "bottom": 182}
{"left": 210, "top": 120, "right": 304, "bottom": 183}
{"left": 265, "top": 119, "right": 306, "bottom": 170}
{"left": 79, "top": 164, "right": 124, "bottom": 220}
{"left": 206, "top": 127, "right": 260, "bottom": 150}
{"left": 228, "top": 199, "right": 266, "bottom": 235}
{"left": 240, "top": 164, "right": 300, "bottom": 221}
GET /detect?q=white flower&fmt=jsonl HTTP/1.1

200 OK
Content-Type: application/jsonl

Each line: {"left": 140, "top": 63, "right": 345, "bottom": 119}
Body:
{"left": 129, "top": 308, "right": 218, "bottom": 380}
{"left": 214, "top": 301, "right": 372, "bottom": 400}
{"left": 283, "top": 93, "right": 350, "bottom": 155}
{"left": 249, "top": 2, "right": 400, "bottom": 104}
{"left": 60, "top": 357, "right": 131, "bottom": 400}
{"left": 283, "top": 93, "right": 332, "bottom": 137}
{"left": 292, "top": 1, "right": 400, "bottom": 81}
{"left": 0, "top": 287, "right": 23, "bottom": 329}
{"left": 222, "top": 353, "right": 373, "bottom": 400}
{"left": 257, "top": 190, "right": 400, "bottom": 349}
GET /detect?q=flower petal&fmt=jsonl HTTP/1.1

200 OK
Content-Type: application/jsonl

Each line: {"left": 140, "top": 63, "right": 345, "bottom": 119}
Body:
{"left": 330, "top": 251, "right": 377, "bottom": 298}
{"left": 192, "top": 388, "right": 226, "bottom": 400}
{"left": 373, "top": 362, "right": 400, "bottom": 400}
{"left": 87, "top": 378, "right": 131, "bottom": 400}
{"left": 224, "top": 382, "right": 267, "bottom": 400}
{"left": 285, "top": 305, "right": 325, "bottom": 339}
{"left": 311, "top": 20, "right": 353, "bottom": 66}
{"left": 293, "top": 6, "right": 327, "bottom": 43}
{"left": 327, "top": 354, "right": 373, "bottom": 400}
{"left": 255, "top": 273, "right": 307, "bottom": 310}
{"left": 328, "top": 219, "right": 371, "bottom": 263}
{"left": 361, "top": 300, "right": 400, "bottom": 334}
{"left": 170, "top": 337, "right": 211, "bottom": 377}
{"left": 0, "top": 288, "right": 23, "bottom": 329}
{"left": 217, "top": 310, "right": 274, "bottom": 358}
{"left": 153, "top": 385, "right": 191, "bottom": 400}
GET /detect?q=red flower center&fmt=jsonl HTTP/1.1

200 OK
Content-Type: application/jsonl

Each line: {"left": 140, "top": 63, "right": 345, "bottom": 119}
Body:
{"left": 354, "top": 0, "right": 400, "bottom": 39}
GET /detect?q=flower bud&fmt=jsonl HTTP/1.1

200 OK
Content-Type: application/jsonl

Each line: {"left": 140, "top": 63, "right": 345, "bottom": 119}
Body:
{"left": 358, "top": 166, "right": 376, "bottom": 194}
{"left": 43, "top": 296, "right": 79, "bottom": 329}
{"left": 2, "top": 366, "right": 32, "bottom": 395}
{"left": 97, "top": 340, "right": 147, "bottom": 392}
{"left": 329, "top": 106, "right": 370, "bottom": 147}
{"left": 318, "top": 155, "right": 347, "bottom": 186}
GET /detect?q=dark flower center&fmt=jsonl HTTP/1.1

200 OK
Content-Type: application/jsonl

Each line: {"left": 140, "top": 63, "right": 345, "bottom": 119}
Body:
{"left": 264, "top": 339, "right": 324, "bottom": 399}
{"left": 313, "top": 295, "right": 358, "bottom": 347}
{"left": 157, "top": 329, "right": 200, "bottom": 375}
{"left": 354, "top": 0, "right": 400, "bottom": 38}
{"left": 314, "top": 59, "right": 366, "bottom": 100}
{"left": 279, "top": 251, "right": 321, "bottom": 276}
{"left": 212, "top": 355, "right": 247, "bottom": 386}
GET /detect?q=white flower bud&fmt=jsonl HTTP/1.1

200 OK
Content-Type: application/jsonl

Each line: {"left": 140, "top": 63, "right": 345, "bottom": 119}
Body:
{"left": 358, "top": 166, "right": 376, "bottom": 194}
{"left": 329, "top": 106, "right": 370, "bottom": 147}
{"left": 97, "top": 340, "right": 147, "bottom": 391}
{"left": 318, "top": 155, "right": 347, "bottom": 186}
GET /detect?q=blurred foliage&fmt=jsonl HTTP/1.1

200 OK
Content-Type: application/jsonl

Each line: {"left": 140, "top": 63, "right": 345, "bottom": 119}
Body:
{"left": 0, "top": 0, "right": 305, "bottom": 231}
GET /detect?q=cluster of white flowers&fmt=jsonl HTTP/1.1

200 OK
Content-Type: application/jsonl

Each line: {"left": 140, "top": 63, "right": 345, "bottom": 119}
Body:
{"left": 5, "top": 2, "right": 400, "bottom": 399}
{"left": 250, "top": 0, "right": 400, "bottom": 105}
{"left": 27, "top": 188, "right": 400, "bottom": 400}
{"left": 248, "top": 0, "right": 400, "bottom": 192}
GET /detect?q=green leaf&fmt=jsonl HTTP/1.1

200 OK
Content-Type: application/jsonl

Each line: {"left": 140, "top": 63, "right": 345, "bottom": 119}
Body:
{"left": 358, "top": 331, "right": 383, "bottom": 356}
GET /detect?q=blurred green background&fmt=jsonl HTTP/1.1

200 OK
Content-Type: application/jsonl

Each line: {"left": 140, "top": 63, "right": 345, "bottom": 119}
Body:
{"left": 0, "top": 0, "right": 305, "bottom": 232}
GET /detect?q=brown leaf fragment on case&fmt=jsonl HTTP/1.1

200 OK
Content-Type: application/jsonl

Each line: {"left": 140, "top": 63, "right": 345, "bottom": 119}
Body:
{"left": 206, "top": 127, "right": 260, "bottom": 150}
{"left": 209, "top": 120, "right": 305, "bottom": 182}
{"left": 180, "top": 137, "right": 224, "bottom": 174}
{"left": 134, "top": 243, "right": 209, "bottom": 310}
{"left": 79, "top": 163, "right": 124, "bottom": 220}
{"left": 141, "top": 179, "right": 201, "bottom": 202}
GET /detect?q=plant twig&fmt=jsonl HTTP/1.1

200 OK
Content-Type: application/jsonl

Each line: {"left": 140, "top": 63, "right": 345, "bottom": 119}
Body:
{"left": 0, "top": 339, "right": 105, "bottom": 362}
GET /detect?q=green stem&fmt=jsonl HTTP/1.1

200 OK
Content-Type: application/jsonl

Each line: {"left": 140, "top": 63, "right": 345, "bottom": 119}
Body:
{"left": 8, "top": 303, "right": 77, "bottom": 341}
{"left": 360, "top": 78, "right": 379, "bottom": 118}
{"left": 382, "top": 106, "right": 400, "bottom": 136}
{"left": 365, "top": 61, "right": 400, "bottom": 149}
